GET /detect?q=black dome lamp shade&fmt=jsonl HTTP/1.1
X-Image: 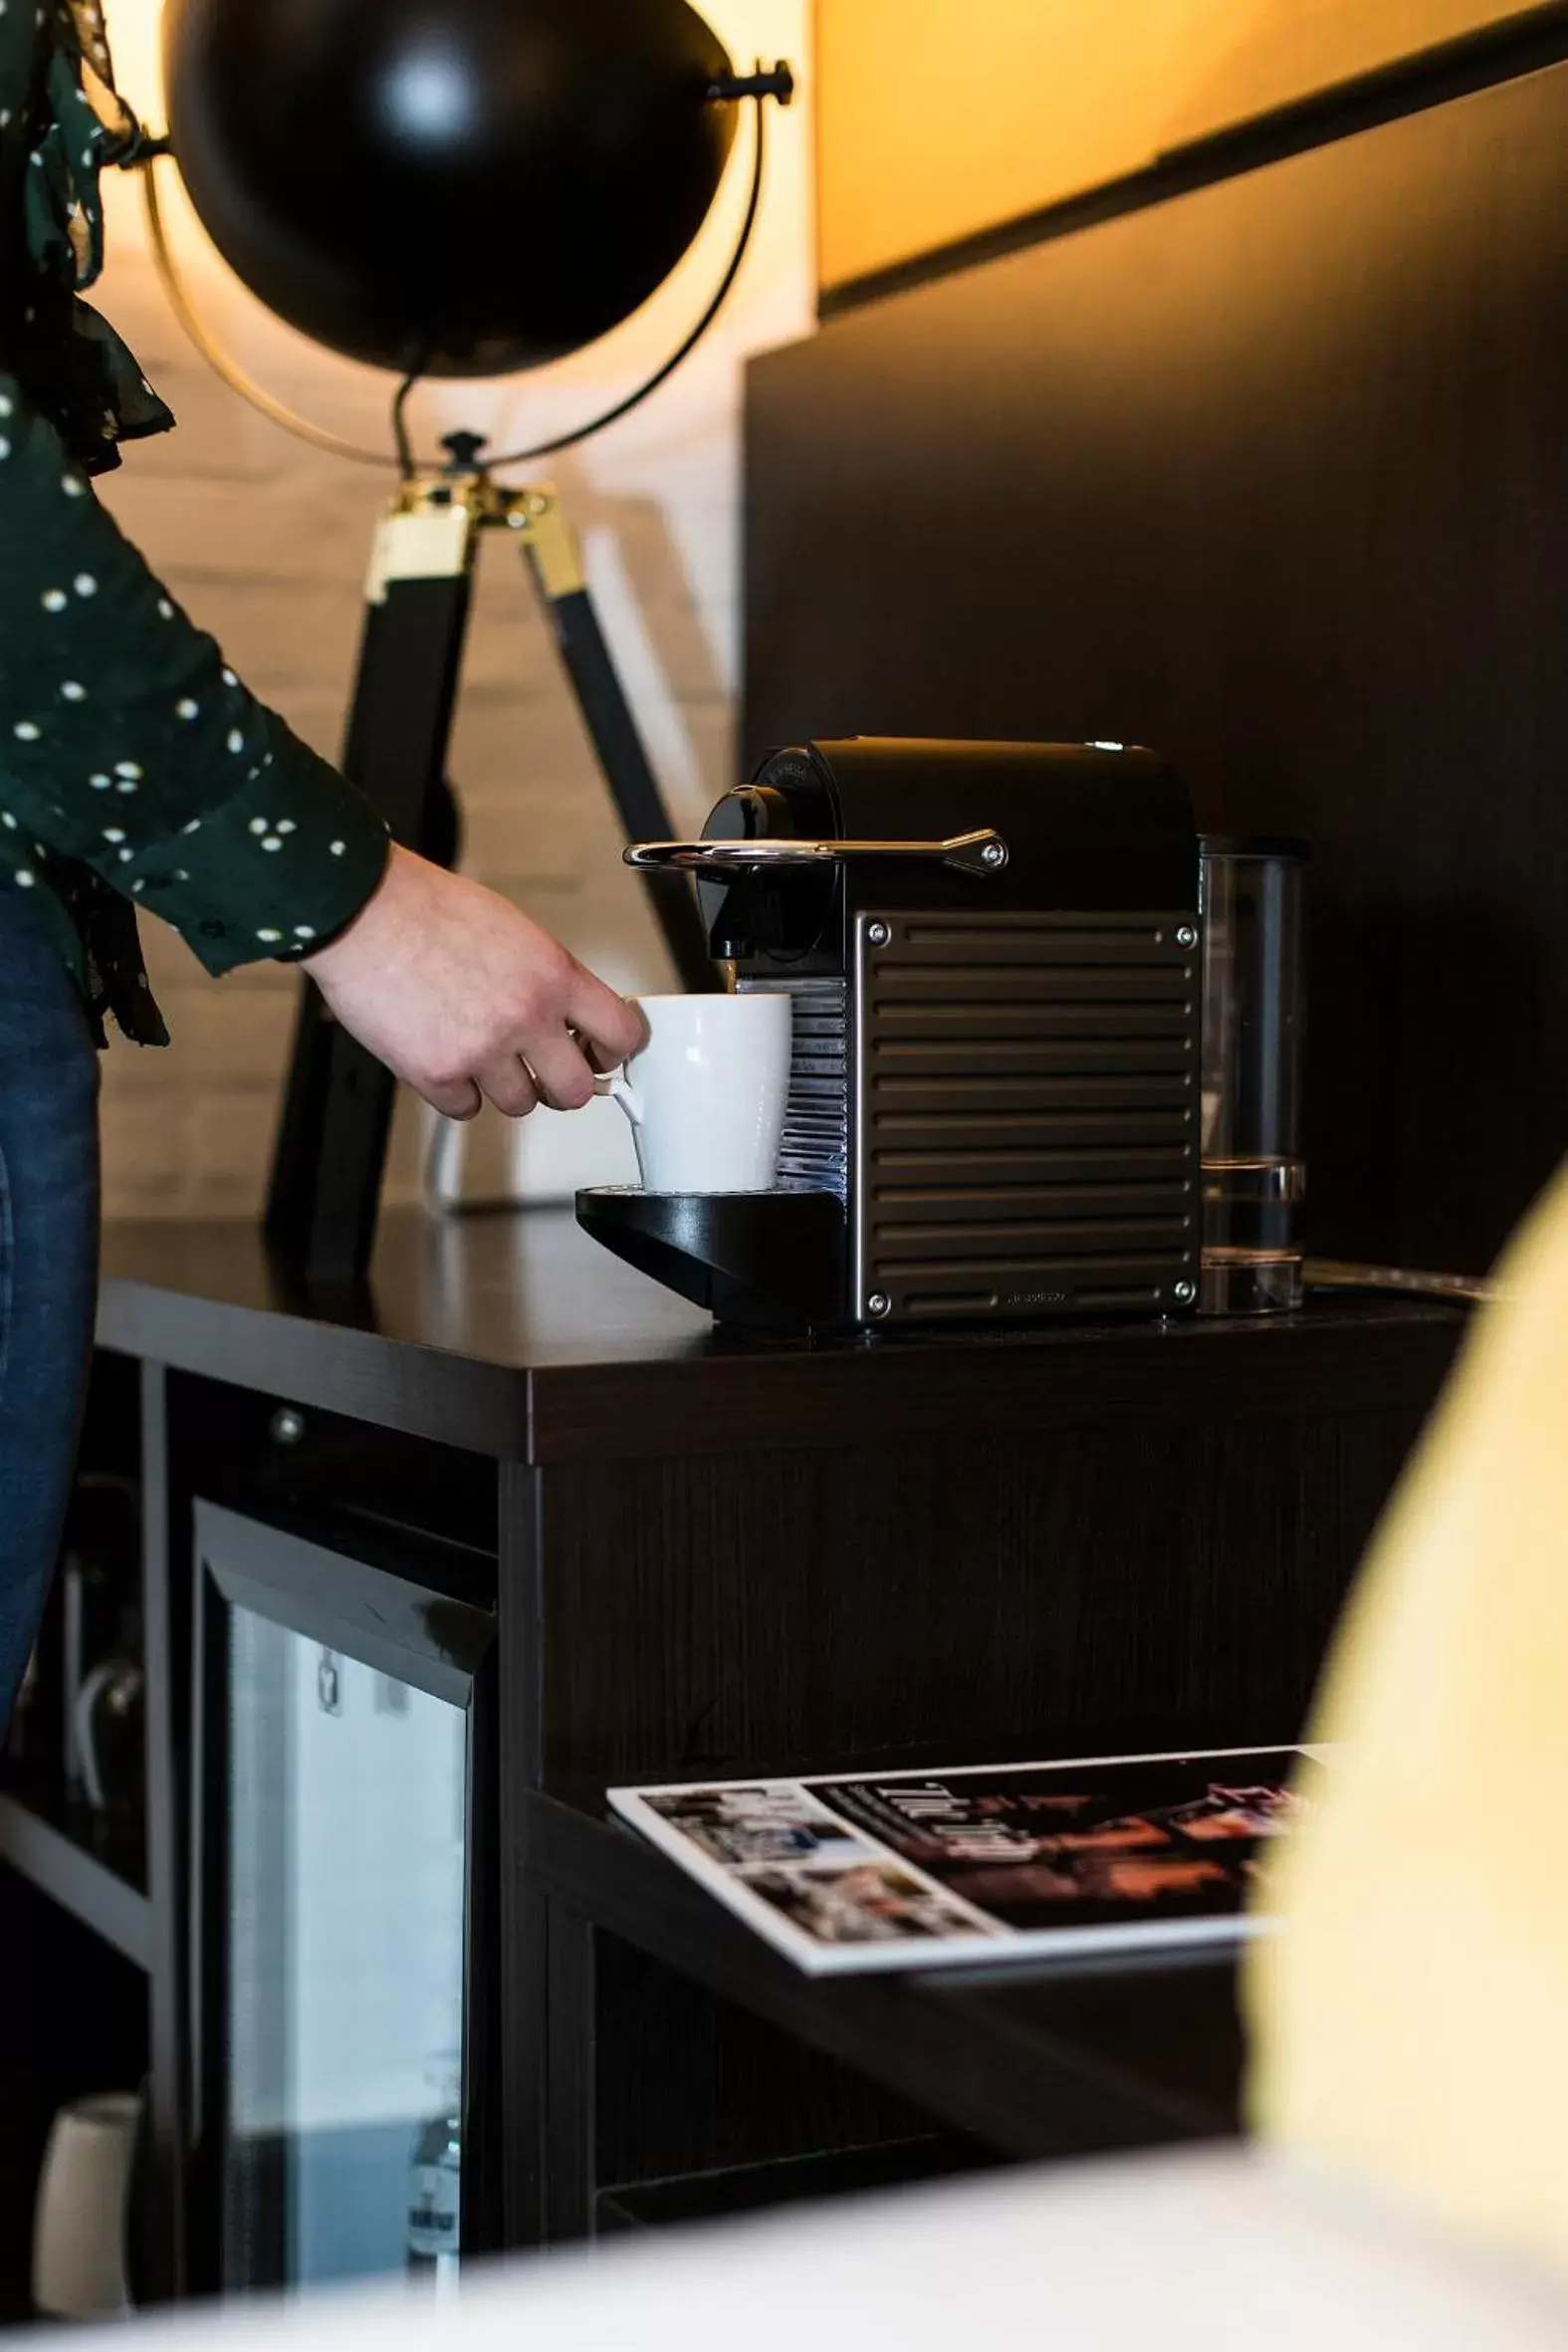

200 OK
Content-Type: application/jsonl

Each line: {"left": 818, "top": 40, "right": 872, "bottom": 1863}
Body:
{"left": 161, "top": 0, "right": 747, "bottom": 379}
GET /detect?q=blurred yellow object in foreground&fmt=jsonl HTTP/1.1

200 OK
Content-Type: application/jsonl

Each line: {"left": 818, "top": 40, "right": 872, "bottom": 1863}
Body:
{"left": 1249, "top": 1156, "right": 1568, "bottom": 2264}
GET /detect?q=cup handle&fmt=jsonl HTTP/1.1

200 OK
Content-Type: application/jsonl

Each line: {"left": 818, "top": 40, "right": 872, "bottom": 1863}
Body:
{"left": 592, "top": 1069, "right": 643, "bottom": 1126}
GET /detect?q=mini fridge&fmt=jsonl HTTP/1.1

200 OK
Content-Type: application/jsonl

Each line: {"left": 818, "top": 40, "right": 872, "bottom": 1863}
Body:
{"left": 190, "top": 1502, "right": 496, "bottom": 2295}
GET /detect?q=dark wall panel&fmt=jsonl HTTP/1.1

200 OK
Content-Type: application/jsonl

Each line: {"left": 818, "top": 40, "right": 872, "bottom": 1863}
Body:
{"left": 745, "top": 58, "right": 1568, "bottom": 1275}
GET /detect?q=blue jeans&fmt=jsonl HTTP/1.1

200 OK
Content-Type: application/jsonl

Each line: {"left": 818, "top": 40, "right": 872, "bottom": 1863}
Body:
{"left": 0, "top": 892, "right": 100, "bottom": 1729}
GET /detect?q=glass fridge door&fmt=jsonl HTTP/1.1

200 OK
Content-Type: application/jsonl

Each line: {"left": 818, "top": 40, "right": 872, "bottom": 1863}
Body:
{"left": 221, "top": 1603, "right": 469, "bottom": 2293}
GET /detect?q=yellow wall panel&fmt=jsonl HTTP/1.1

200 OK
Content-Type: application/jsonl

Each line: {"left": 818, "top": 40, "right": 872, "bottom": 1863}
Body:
{"left": 818, "top": 0, "right": 1529, "bottom": 289}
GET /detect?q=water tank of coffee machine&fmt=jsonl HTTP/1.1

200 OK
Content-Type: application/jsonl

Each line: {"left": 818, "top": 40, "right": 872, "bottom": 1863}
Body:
{"left": 1198, "top": 838, "right": 1308, "bottom": 1313}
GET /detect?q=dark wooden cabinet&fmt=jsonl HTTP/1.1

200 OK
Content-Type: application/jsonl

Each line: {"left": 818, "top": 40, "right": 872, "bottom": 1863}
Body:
{"left": 0, "top": 1208, "right": 1461, "bottom": 2299}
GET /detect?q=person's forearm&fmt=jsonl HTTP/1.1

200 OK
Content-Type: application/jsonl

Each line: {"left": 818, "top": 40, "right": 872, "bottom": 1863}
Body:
{"left": 0, "top": 368, "right": 388, "bottom": 969}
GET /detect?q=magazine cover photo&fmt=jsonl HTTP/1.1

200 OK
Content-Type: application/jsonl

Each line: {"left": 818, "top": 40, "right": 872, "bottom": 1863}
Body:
{"left": 613, "top": 1749, "right": 1315, "bottom": 1974}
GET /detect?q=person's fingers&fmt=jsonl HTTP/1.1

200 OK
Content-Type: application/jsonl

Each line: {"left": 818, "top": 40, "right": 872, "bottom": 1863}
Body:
{"left": 564, "top": 967, "right": 645, "bottom": 1065}
{"left": 572, "top": 1030, "right": 616, "bottom": 1076}
{"left": 415, "top": 1071, "right": 483, "bottom": 1121}
{"left": 522, "top": 1029, "right": 598, "bottom": 1111}
{"left": 476, "top": 1056, "right": 541, "bottom": 1119}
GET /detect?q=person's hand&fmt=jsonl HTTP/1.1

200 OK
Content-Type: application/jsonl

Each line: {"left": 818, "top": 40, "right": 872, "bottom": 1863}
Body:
{"left": 302, "top": 844, "right": 645, "bottom": 1119}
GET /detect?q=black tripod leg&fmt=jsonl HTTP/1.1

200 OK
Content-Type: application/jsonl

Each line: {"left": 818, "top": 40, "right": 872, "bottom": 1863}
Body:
{"left": 530, "top": 557, "right": 715, "bottom": 992}
{"left": 265, "top": 525, "right": 475, "bottom": 1289}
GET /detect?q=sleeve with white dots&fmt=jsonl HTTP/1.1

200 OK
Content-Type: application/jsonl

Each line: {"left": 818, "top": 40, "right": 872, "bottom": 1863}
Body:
{"left": 0, "top": 368, "right": 390, "bottom": 974}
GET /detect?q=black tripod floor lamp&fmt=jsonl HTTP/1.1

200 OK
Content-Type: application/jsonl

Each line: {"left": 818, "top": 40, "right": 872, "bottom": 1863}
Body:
{"left": 130, "top": 0, "right": 794, "bottom": 1287}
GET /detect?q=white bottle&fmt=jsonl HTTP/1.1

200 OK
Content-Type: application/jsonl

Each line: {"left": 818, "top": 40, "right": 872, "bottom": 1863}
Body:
{"left": 406, "top": 2059, "right": 461, "bottom": 2290}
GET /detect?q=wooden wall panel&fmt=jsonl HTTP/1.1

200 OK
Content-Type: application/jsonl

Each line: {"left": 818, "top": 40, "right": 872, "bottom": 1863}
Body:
{"left": 817, "top": 0, "right": 1532, "bottom": 290}
{"left": 748, "top": 56, "right": 1568, "bottom": 1277}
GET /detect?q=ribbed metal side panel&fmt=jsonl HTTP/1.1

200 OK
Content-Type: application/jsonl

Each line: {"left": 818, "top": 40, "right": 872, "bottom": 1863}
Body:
{"left": 852, "top": 911, "right": 1199, "bottom": 1323}
{"left": 739, "top": 974, "right": 848, "bottom": 1197}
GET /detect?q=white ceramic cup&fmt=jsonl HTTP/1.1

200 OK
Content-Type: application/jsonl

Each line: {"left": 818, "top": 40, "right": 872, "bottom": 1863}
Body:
{"left": 594, "top": 993, "right": 792, "bottom": 1193}
{"left": 32, "top": 2091, "right": 139, "bottom": 2319}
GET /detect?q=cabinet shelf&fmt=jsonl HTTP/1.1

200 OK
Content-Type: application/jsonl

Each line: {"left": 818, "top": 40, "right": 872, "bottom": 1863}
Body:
{"left": 595, "top": 2136, "right": 999, "bottom": 2233}
{"left": 0, "top": 1788, "right": 151, "bottom": 1970}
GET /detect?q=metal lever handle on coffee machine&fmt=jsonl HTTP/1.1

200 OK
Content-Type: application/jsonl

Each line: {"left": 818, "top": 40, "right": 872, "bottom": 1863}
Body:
{"left": 623, "top": 828, "right": 1010, "bottom": 879}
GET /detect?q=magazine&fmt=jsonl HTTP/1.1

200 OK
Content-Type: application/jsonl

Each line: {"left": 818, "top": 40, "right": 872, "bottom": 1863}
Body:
{"left": 609, "top": 1747, "right": 1316, "bottom": 1976}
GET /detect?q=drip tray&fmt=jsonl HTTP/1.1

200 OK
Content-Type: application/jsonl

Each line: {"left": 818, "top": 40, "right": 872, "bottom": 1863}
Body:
{"left": 575, "top": 1188, "right": 847, "bottom": 1332}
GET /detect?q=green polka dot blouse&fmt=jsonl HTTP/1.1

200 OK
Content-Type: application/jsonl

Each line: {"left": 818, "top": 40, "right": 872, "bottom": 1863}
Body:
{"left": 0, "top": 0, "right": 388, "bottom": 1045}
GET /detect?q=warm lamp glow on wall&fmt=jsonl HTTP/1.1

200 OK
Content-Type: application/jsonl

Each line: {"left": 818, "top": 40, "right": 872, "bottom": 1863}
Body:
{"left": 814, "top": 0, "right": 1522, "bottom": 292}
{"left": 116, "top": 0, "right": 794, "bottom": 1285}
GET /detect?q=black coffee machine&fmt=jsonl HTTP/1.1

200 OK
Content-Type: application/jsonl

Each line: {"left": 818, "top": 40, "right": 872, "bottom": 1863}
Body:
{"left": 577, "top": 736, "right": 1214, "bottom": 1334}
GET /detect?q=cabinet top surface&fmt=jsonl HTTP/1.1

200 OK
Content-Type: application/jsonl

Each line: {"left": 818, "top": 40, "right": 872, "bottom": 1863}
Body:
{"left": 103, "top": 1208, "right": 713, "bottom": 1370}
{"left": 98, "top": 1211, "right": 1463, "bottom": 1462}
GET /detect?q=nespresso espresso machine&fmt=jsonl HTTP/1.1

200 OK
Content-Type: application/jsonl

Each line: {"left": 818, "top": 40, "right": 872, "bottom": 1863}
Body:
{"left": 577, "top": 736, "right": 1299, "bottom": 1335}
